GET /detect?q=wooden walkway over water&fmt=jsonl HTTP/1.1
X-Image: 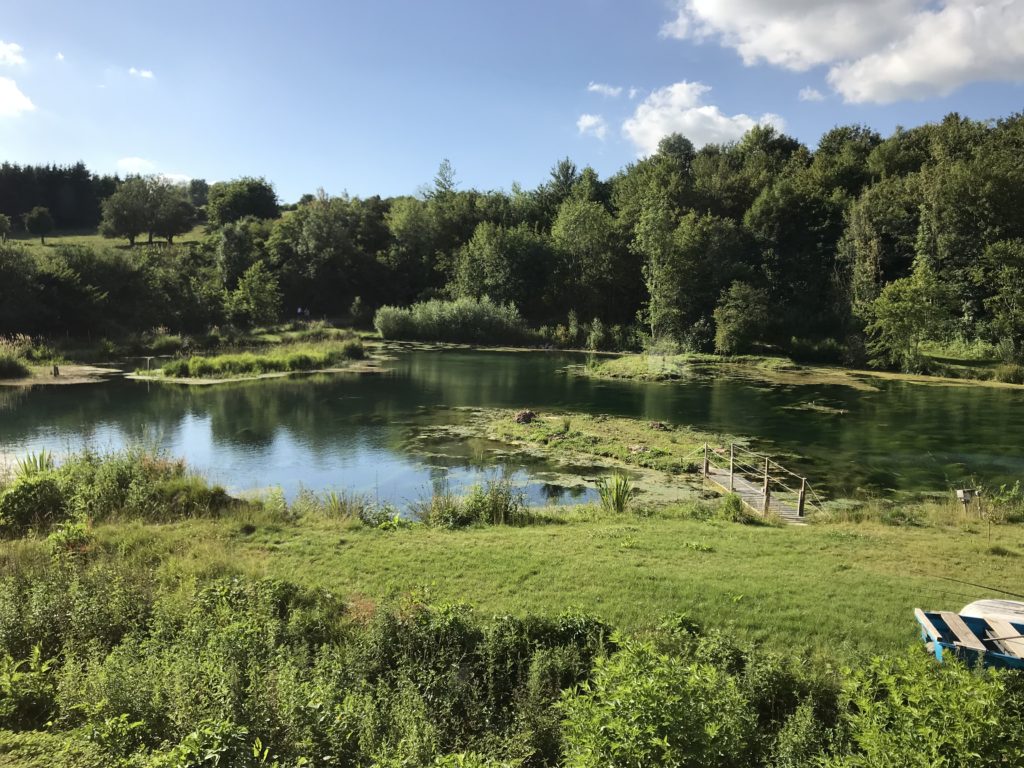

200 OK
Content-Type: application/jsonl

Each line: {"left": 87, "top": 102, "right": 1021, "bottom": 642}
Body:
{"left": 697, "top": 444, "right": 824, "bottom": 525}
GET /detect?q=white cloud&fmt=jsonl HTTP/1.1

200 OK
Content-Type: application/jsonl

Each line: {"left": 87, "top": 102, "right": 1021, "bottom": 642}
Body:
{"left": 622, "top": 81, "right": 784, "bottom": 154}
{"left": 577, "top": 113, "right": 608, "bottom": 140}
{"left": 160, "top": 172, "right": 191, "bottom": 185}
{"left": 0, "top": 41, "right": 25, "bottom": 67}
{"left": 128, "top": 67, "right": 154, "bottom": 79}
{"left": 798, "top": 86, "right": 825, "bottom": 102}
{"left": 660, "top": 1, "right": 1024, "bottom": 103}
{"left": 628, "top": 87, "right": 640, "bottom": 99}
{"left": 117, "top": 156, "right": 156, "bottom": 174}
{"left": 0, "top": 77, "right": 35, "bottom": 117}
{"left": 55, "top": 52, "right": 64, "bottom": 62}
{"left": 827, "top": 3, "right": 1024, "bottom": 103}
{"left": 587, "top": 81, "right": 623, "bottom": 97}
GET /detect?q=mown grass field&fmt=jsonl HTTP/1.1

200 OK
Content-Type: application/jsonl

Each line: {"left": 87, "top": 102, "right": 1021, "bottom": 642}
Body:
{"left": 6, "top": 223, "right": 208, "bottom": 251}
{"left": 72, "top": 503, "right": 1024, "bottom": 659}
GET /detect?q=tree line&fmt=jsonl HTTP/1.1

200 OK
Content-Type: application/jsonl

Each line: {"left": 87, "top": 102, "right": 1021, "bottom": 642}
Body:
{"left": 1, "top": 111, "right": 1023, "bottom": 373}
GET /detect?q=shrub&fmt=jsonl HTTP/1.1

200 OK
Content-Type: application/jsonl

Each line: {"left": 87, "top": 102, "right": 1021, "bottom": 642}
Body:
{"left": 0, "top": 475, "right": 68, "bottom": 535}
{"left": 46, "top": 520, "right": 95, "bottom": 558}
{"left": 831, "top": 652, "right": 1024, "bottom": 766}
{"left": 585, "top": 318, "right": 607, "bottom": 351}
{"left": 561, "top": 640, "right": 753, "bottom": 767}
{"left": 0, "top": 646, "right": 56, "bottom": 731}
{"left": 374, "top": 297, "right": 529, "bottom": 345}
{"left": 0, "top": 353, "right": 29, "bottom": 379}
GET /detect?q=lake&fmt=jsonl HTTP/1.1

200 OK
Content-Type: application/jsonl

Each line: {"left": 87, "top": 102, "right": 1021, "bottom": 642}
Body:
{"left": 2, "top": 349, "right": 1024, "bottom": 504}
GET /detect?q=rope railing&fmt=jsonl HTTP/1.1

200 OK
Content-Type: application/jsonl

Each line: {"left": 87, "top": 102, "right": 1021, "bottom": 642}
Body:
{"left": 697, "top": 442, "right": 823, "bottom": 518}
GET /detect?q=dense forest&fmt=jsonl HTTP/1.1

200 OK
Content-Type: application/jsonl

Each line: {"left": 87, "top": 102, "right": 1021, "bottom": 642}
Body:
{"left": 2, "top": 112, "right": 1023, "bottom": 375}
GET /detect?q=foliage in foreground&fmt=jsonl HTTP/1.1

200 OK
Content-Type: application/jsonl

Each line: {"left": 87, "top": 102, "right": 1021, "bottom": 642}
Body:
{"left": 0, "top": 449, "right": 235, "bottom": 536}
{"left": 0, "top": 559, "right": 1019, "bottom": 767}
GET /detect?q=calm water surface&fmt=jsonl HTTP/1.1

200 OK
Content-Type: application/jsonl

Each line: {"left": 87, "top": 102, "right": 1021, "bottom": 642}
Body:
{"left": 2, "top": 349, "right": 1024, "bottom": 503}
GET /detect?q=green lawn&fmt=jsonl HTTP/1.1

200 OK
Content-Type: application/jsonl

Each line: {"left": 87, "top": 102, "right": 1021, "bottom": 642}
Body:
{"left": 6, "top": 223, "right": 208, "bottom": 251}
{"left": 82, "top": 504, "right": 1024, "bottom": 659}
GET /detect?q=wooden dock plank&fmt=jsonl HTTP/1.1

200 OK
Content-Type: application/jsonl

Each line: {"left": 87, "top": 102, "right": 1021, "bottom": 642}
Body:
{"left": 938, "top": 611, "right": 987, "bottom": 652}
{"left": 985, "top": 618, "right": 1024, "bottom": 659}
{"left": 705, "top": 465, "right": 805, "bottom": 524}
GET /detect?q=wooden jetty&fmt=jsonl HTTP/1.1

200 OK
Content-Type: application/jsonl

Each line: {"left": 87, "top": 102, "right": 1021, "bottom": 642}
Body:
{"left": 698, "top": 443, "right": 823, "bottom": 525}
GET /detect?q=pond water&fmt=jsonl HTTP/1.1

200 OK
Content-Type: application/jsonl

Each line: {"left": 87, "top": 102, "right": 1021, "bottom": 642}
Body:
{"left": 2, "top": 349, "right": 1024, "bottom": 504}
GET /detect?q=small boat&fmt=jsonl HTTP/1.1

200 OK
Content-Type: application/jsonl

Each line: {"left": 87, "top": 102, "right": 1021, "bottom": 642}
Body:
{"left": 915, "top": 602, "right": 1024, "bottom": 670}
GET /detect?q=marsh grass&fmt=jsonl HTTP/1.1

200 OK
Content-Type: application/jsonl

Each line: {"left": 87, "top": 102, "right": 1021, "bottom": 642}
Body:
{"left": 159, "top": 338, "right": 365, "bottom": 379}
{"left": 374, "top": 297, "right": 529, "bottom": 345}
{"left": 0, "top": 352, "right": 30, "bottom": 379}
{"left": 412, "top": 477, "right": 531, "bottom": 528}
{"left": 488, "top": 409, "right": 735, "bottom": 475}
{"left": 595, "top": 472, "right": 636, "bottom": 514}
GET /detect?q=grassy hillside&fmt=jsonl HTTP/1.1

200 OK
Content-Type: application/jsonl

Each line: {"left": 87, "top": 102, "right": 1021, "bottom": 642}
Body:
{"left": 6, "top": 223, "right": 208, "bottom": 251}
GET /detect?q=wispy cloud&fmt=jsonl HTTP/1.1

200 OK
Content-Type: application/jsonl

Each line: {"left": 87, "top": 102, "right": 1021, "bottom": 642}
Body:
{"left": 577, "top": 113, "right": 608, "bottom": 140}
{"left": 0, "top": 42, "right": 25, "bottom": 67}
{"left": 0, "top": 77, "right": 35, "bottom": 117}
{"left": 55, "top": 52, "right": 65, "bottom": 62}
{"left": 117, "top": 156, "right": 156, "bottom": 174}
{"left": 587, "top": 81, "right": 622, "bottom": 98}
{"left": 798, "top": 86, "right": 825, "bottom": 102}
{"left": 128, "top": 67, "right": 155, "bottom": 79}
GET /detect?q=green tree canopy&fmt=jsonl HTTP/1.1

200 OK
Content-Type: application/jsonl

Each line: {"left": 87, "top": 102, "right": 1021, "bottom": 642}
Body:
{"left": 23, "top": 206, "right": 55, "bottom": 245}
{"left": 99, "top": 177, "right": 151, "bottom": 246}
{"left": 207, "top": 177, "right": 279, "bottom": 227}
{"left": 226, "top": 261, "right": 281, "bottom": 328}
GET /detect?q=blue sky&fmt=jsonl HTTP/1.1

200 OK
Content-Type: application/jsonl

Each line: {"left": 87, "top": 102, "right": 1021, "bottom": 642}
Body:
{"left": 1, "top": 0, "right": 1022, "bottom": 201}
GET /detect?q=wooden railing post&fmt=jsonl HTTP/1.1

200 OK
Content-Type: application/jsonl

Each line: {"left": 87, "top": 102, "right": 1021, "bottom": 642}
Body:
{"left": 703, "top": 443, "right": 709, "bottom": 477}
{"left": 762, "top": 456, "right": 771, "bottom": 515}
{"left": 729, "top": 444, "right": 735, "bottom": 491}
{"left": 798, "top": 478, "right": 806, "bottom": 517}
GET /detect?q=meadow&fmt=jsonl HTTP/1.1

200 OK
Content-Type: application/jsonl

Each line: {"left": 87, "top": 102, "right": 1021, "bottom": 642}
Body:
{"left": 0, "top": 449, "right": 1023, "bottom": 765}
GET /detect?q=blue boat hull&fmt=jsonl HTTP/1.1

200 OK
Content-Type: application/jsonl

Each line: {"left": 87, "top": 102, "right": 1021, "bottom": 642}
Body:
{"left": 916, "top": 609, "right": 1024, "bottom": 670}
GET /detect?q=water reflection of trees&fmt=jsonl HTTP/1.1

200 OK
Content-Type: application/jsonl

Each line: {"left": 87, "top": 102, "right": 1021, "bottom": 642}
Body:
{"left": 3, "top": 352, "right": 1024, "bottom": 496}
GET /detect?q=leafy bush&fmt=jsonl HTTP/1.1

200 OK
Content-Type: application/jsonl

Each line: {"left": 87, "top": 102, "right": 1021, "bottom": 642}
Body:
{"left": 0, "top": 646, "right": 56, "bottom": 731}
{"left": 562, "top": 640, "right": 753, "bottom": 767}
{"left": 831, "top": 652, "right": 1024, "bottom": 766}
{"left": 374, "top": 297, "right": 529, "bottom": 345}
{"left": 0, "top": 475, "right": 68, "bottom": 535}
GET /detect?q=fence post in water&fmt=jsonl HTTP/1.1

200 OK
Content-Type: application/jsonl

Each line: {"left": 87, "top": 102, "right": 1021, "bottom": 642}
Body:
{"left": 798, "top": 478, "right": 806, "bottom": 517}
{"left": 703, "top": 443, "right": 709, "bottom": 477}
{"left": 729, "top": 444, "right": 735, "bottom": 491}
{"left": 762, "top": 456, "right": 771, "bottom": 515}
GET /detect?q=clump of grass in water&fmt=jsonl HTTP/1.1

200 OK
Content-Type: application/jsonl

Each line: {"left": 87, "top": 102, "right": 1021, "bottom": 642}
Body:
{"left": 413, "top": 477, "right": 531, "bottom": 528}
{"left": 595, "top": 472, "right": 635, "bottom": 515}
